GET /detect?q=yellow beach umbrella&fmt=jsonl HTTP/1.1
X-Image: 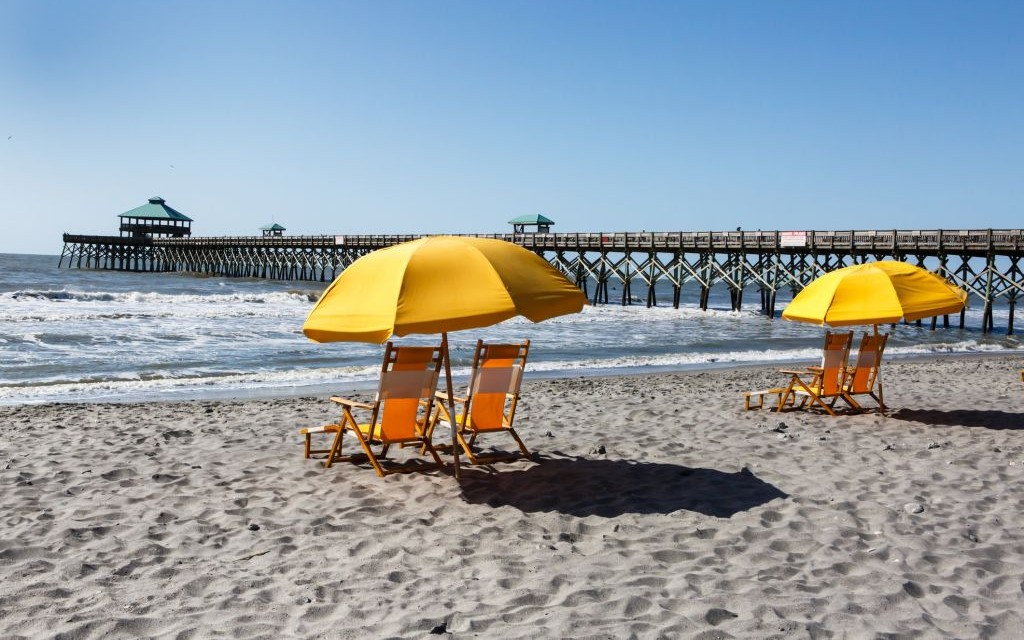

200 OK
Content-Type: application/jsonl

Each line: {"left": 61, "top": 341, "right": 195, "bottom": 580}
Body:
{"left": 782, "top": 261, "right": 967, "bottom": 327}
{"left": 303, "top": 236, "right": 588, "bottom": 477}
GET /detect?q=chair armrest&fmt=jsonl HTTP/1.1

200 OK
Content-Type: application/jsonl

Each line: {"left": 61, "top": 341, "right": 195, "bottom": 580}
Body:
{"left": 434, "top": 390, "right": 468, "bottom": 403}
{"left": 779, "top": 369, "right": 813, "bottom": 376}
{"left": 330, "top": 397, "right": 374, "bottom": 409}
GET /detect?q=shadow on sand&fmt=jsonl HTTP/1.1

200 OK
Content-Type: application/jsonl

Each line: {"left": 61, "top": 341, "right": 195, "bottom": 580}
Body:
{"left": 889, "top": 408, "right": 1024, "bottom": 430}
{"left": 458, "top": 454, "right": 788, "bottom": 518}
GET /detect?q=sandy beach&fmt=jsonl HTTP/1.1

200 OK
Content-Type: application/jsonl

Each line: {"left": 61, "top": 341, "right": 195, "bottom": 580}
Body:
{"left": 2, "top": 355, "right": 1024, "bottom": 639}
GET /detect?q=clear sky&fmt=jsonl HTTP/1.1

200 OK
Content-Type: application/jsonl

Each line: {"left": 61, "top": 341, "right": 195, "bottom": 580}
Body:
{"left": 1, "top": 0, "right": 1021, "bottom": 255}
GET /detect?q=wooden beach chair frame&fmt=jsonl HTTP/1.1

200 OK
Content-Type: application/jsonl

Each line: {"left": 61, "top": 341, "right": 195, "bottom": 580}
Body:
{"left": 744, "top": 387, "right": 795, "bottom": 411}
{"left": 778, "top": 331, "right": 854, "bottom": 416}
{"left": 429, "top": 340, "right": 531, "bottom": 465}
{"left": 300, "top": 342, "right": 445, "bottom": 477}
{"left": 840, "top": 331, "right": 888, "bottom": 412}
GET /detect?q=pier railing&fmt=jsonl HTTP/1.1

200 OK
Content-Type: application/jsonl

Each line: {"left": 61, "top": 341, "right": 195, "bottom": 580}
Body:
{"left": 62, "top": 229, "right": 1024, "bottom": 253}
{"left": 59, "top": 229, "right": 1024, "bottom": 333}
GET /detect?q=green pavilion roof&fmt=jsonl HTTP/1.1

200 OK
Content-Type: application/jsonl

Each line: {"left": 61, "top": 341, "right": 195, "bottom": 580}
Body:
{"left": 507, "top": 214, "right": 554, "bottom": 225}
{"left": 117, "top": 197, "right": 193, "bottom": 222}
{"left": 260, "top": 223, "right": 286, "bottom": 231}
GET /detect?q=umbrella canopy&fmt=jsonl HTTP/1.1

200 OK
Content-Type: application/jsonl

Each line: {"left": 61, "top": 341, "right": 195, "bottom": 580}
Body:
{"left": 781, "top": 261, "right": 967, "bottom": 326}
{"left": 304, "top": 236, "right": 587, "bottom": 343}
{"left": 303, "top": 236, "right": 588, "bottom": 479}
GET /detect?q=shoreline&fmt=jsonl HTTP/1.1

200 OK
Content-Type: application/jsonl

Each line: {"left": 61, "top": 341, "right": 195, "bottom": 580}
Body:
{"left": 4, "top": 349, "right": 1022, "bottom": 407}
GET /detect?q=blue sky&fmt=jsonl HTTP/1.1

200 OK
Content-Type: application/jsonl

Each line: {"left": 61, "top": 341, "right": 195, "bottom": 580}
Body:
{"left": 1, "top": 0, "right": 1021, "bottom": 255}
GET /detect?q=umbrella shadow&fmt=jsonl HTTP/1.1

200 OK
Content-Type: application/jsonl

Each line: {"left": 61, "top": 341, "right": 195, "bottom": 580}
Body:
{"left": 888, "top": 408, "right": 1024, "bottom": 430}
{"left": 458, "top": 455, "right": 788, "bottom": 518}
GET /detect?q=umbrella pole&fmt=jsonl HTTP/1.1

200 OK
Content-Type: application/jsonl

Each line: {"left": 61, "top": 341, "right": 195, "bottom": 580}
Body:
{"left": 441, "top": 332, "right": 461, "bottom": 480}
{"left": 873, "top": 323, "right": 884, "bottom": 414}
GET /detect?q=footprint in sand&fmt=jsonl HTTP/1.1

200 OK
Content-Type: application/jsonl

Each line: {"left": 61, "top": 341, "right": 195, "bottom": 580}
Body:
{"left": 100, "top": 468, "right": 136, "bottom": 481}
{"left": 705, "top": 608, "right": 739, "bottom": 626}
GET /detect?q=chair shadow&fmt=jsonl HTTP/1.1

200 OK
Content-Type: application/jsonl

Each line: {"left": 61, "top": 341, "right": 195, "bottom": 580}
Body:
{"left": 888, "top": 408, "right": 1024, "bottom": 430}
{"left": 458, "top": 454, "right": 788, "bottom": 518}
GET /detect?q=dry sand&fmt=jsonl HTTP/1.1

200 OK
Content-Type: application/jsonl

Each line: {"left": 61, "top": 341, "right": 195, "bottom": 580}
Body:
{"left": 2, "top": 355, "right": 1024, "bottom": 639}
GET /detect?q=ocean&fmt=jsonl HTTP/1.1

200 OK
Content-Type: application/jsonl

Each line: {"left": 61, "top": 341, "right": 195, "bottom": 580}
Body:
{"left": 1, "top": 252, "right": 1020, "bottom": 404}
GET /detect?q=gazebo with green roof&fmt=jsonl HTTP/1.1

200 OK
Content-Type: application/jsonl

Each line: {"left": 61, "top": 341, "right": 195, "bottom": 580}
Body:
{"left": 118, "top": 197, "right": 193, "bottom": 238}
{"left": 508, "top": 214, "right": 554, "bottom": 234}
{"left": 260, "top": 223, "right": 286, "bottom": 237}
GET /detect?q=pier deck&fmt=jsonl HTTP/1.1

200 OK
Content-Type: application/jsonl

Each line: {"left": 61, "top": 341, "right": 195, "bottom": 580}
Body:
{"left": 60, "top": 229, "right": 1024, "bottom": 333}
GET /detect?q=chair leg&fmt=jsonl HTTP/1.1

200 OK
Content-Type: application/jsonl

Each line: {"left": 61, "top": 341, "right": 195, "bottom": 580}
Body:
{"left": 381, "top": 437, "right": 444, "bottom": 475}
{"left": 304, "top": 433, "right": 311, "bottom": 459}
{"left": 420, "top": 406, "right": 442, "bottom": 455}
{"left": 420, "top": 439, "right": 445, "bottom": 469}
{"left": 458, "top": 428, "right": 529, "bottom": 465}
{"left": 347, "top": 428, "right": 387, "bottom": 477}
{"left": 841, "top": 392, "right": 863, "bottom": 412}
{"left": 800, "top": 387, "right": 837, "bottom": 416}
{"left": 868, "top": 392, "right": 884, "bottom": 412}
{"left": 811, "top": 395, "right": 837, "bottom": 416}
{"left": 508, "top": 428, "right": 530, "bottom": 457}
{"left": 777, "top": 380, "right": 797, "bottom": 412}
{"left": 790, "top": 377, "right": 838, "bottom": 416}
{"left": 324, "top": 428, "right": 345, "bottom": 469}
{"left": 457, "top": 430, "right": 481, "bottom": 465}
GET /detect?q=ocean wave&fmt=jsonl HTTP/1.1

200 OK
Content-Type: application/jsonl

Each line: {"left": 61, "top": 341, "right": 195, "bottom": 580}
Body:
{"left": 534, "top": 304, "right": 759, "bottom": 323}
{"left": 0, "top": 288, "right": 317, "bottom": 323}
{"left": 888, "top": 340, "right": 1015, "bottom": 355}
{"left": 0, "top": 364, "right": 387, "bottom": 404}
{"left": 3, "top": 288, "right": 318, "bottom": 305}
{"left": 6, "top": 339, "right": 1018, "bottom": 405}
{"left": 2, "top": 278, "right": 1021, "bottom": 405}
{"left": 0, "top": 309, "right": 304, "bottom": 323}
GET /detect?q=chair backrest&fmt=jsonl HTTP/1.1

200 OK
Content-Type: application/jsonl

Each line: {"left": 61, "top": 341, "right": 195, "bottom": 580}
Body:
{"left": 819, "top": 331, "right": 853, "bottom": 395}
{"left": 373, "top": 343, "right": 442, "bottom": 442}
{"left": 847, "top": 332, "right": 888, "bottom": 394}
{"left": 465, "top": 340, "right": 530, "bottom": 430}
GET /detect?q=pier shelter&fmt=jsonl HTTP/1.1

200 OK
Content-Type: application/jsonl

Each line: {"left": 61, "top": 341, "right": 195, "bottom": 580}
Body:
{"left": 118, "top": 197, "right": 193, "bottom": 238}
{"left": 509, "top": 214, "right": 554, "bottom": 234}
{"left": 261, "top": 223, "right": 286, "bottom": 237}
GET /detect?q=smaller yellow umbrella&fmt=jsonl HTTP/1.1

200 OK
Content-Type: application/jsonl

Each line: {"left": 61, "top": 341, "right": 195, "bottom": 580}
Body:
{"left": 781, "top": 261, "right": 967, "bottom": 413}
{"left": 782, "top": 261, "right": 967, "bottom": 326}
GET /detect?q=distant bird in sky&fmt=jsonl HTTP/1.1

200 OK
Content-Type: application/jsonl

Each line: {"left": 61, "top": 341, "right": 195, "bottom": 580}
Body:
{"left": 169, "top": 164, "right": 175, "bottom": 168}
{"left": 6, "top": 135, "right": 11, "bottom": 140}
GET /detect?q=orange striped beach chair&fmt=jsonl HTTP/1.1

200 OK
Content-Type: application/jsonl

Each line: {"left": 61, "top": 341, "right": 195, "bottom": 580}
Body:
{"left": 300, "top": 342, "right": 445, "bottom": 477}
{"left": 430, "top": 340, "right": 531, "bottom": 465}
{"left": 841, "top": 332, "right": 888, "bottom": 412}
{"left": 777, "top": 331, "right": 854, "bottom": 416}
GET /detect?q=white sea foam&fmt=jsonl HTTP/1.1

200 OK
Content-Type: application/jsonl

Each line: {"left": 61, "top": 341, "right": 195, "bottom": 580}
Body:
{"left": 3, "top": 288, "right": 318, "bottom": 304}
{"left": 3, "top": 339, "right": 1019, "bottom": 405}
{"left": 2, "top": 254, "right": 1021, "bottom": 404}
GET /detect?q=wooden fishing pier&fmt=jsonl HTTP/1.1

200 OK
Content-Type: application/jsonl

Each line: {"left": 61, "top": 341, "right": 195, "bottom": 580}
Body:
{"left": 60, "top": 228, "right": 1024, "bottom": 334}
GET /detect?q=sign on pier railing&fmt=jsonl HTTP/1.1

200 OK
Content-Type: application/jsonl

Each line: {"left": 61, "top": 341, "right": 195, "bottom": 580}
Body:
{"left": 780, "top": 232, "right": 807, "bottom": 247}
